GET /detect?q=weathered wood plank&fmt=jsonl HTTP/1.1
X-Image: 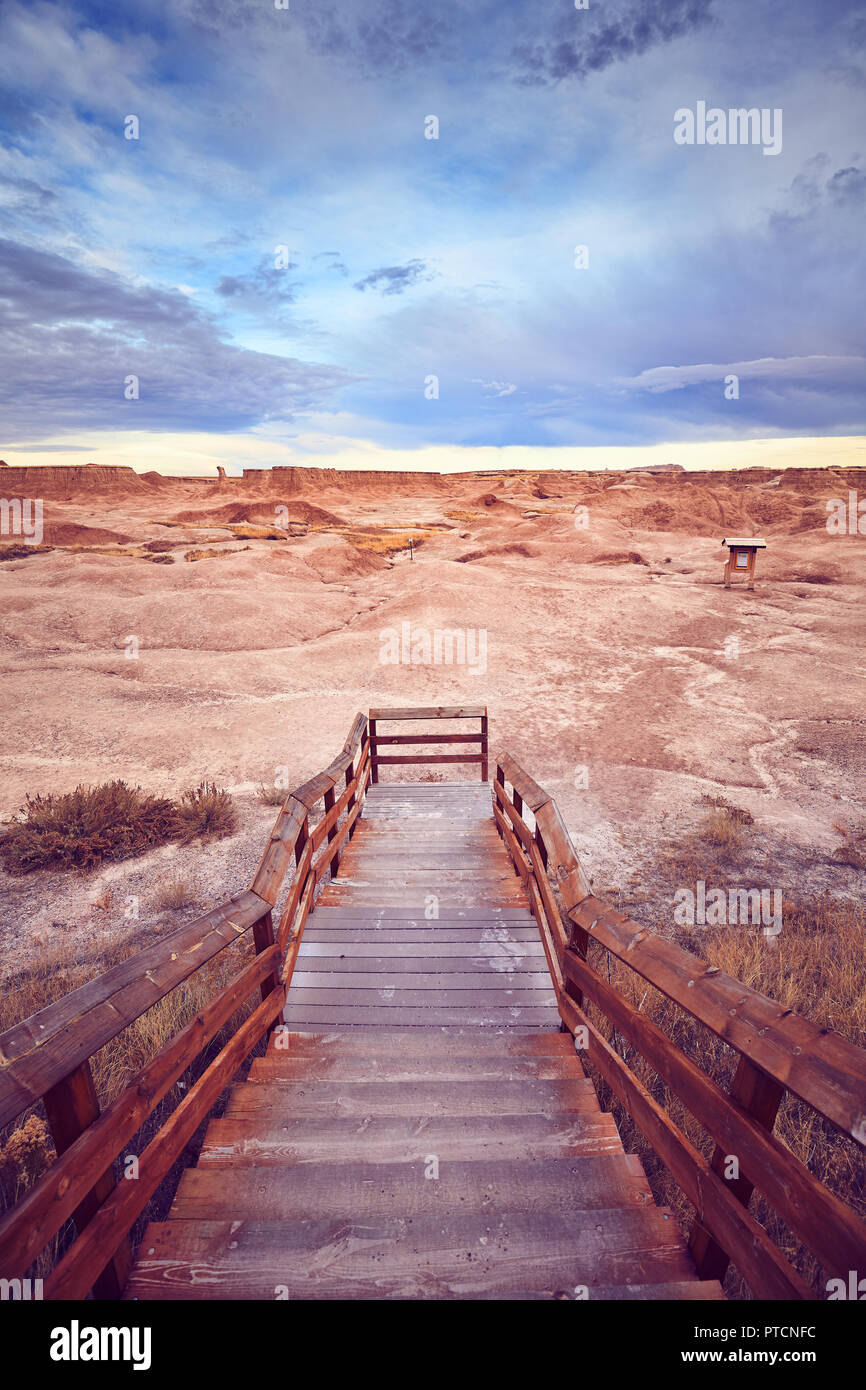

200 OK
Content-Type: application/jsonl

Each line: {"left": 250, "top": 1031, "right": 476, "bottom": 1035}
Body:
{"left": 124, "top": 1207, "right": 693, "bottom": 1300}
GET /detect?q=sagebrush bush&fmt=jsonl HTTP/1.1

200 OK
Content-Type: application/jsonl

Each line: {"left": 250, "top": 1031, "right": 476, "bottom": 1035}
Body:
{"left": 0, "top": 779, "right": 236, "bottom": 874}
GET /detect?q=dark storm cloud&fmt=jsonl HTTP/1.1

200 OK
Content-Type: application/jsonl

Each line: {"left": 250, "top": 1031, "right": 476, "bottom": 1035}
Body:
{"left": 0, "top": 238, "right": 354, "bottom": 437}
{"left": 353, "top": 259, "right": 436, "bottom": 296}
{"left": 511, "top": 0, "right": 716, "bottom": 85}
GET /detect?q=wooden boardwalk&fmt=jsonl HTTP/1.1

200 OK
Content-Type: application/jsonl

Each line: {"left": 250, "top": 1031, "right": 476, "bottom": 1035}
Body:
{"left": 5, "top": 707, "right": 864, "bottom": 1302}
{"left": 125, "top": 782, "right": 722, "bottom": 1299}
{"left": 284, "top": 783, "right": 560, "bottom": 1033}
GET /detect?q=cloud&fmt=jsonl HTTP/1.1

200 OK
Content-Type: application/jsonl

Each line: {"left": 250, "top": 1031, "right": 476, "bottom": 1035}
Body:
{"left": 353, "top": 259, "right": 436, "bottom": 296}
{"left": 473, "top": 379, "right": 518, "bottom": 397}
{"left": 511, "top": 0, "right": 716, "bottom": 86}
{"left": 0, "top": 238, "right": 355, "bottom": 437}
{"left": 619, "top": 355, "right": 866, "bottom": 393}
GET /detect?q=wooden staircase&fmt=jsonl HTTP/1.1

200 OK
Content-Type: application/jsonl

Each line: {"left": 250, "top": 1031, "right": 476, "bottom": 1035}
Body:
{"left": 5, "top": 707, "right": 865, "bottom": 1302}
{"left": 125, "top": 779, "right": 722, "bottom": 1300}
{"left": 125, "top": 1028, "right": 722, "bottom": 1299}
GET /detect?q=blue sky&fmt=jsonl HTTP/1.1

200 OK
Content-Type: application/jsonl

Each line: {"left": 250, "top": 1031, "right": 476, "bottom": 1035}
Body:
{"left": 1, "top": 0, "right": 864, "bottom": 471}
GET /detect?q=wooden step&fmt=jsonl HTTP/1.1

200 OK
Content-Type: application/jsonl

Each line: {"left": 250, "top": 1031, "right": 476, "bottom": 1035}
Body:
{"left": 265, "top": 1030, "right": 575, "bottom": 1058}
{"left": 197, "top": 1109, "right": 624, "bottom": 1166}
{"left": 297, "top": 939, "right": 548, "bottom": 958}
{"left": 169, "top": 1155, "right": 654, "bottom": 1222}
{"left": 280, "top": 1003, "right": 561, "bottom": 1029}
{"left": 125, "top": 1207, "right": 695, "bottom": 1300}
{"left": 248, "top": 1053, "right": 582, "bottom": 1083}
{"left": 224, "top": 1077, "right": 599, "bottom": 1119}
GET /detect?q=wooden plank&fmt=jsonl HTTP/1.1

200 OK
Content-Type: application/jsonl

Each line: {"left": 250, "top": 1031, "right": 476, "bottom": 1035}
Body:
{"left": 46, "top": 984, "right": 287, "bottom": 1300}
{"left": 371, "top": 734, "right": 483, "bottom": 746}
{"left": 196, "top": 1109, "right": 622, "bottom": 1166}
{"left": 249, "top": 797, "right": 306, "bottom": 904}
{"left": 557, "top": 993, "right": 814, "bottom": 1300}
{"left": 309, "top": 907, "right": 533, "bottom": 919}
{"left": 247, "top": 1054, "right": 580, "bottom": 1083}
{"left": 563, "top": 948, "right": 866, "bottom": 1285}
{"left": 298, "top": 941, "right": 547, "bottom": 957}
{"left": 265, "top": 1030, "right": 575, "bottom": 1058}
{"left": 124, "top": 1207, "right": 692, "bottom": 1300}
{"left": 0, "top": 889, "right": 269, "bottom": 1129}
{"left": 284, "top": 988, "right": 558, "bottom": 1010}
{"left": 0, "top": 944, "right": 280, "bottom": 1280}
{"left": 496, "top": 753, "right": 549, "bottom": 813}
{"left": 373, "top": 754, "right": 484, "bottom": 765}
{"left": 301, "top": 930, "right": 545, "bottom": 944}
{"left": 291, "top": 972, "right": 555, "bottom": 991}
{"left": 280, "top": 1005, "right": 562, "bottom": 1028}
{"left": 225, "top": 1078, "right": 597, "bottom": 1119}
{"left": 569, "top": 895, "right": 866, "bottom": 1143}
{"left": 170, "top": 1155, "right": 652, "bottom": 1223}
{"left": 689, "top": 1057, "right": 784, "bottom": 1282}
{"left": 369, "top": 706, "right": 486, "bottom": 720}
{"left": 43, "top": 1062, "right": 130, "bottom": 1300}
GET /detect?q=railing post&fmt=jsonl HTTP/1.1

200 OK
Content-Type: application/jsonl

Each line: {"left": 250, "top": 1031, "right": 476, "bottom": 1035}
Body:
{"left": 369, "top": 718, "right": 379, "bottom": 783}
{"left": 688, "top": 1054, "right": 784, "bottom": 1282}
{"left": 324, "top": 785, "right": 340, "bottom": 878}
{"left": 494, "top": 764, "right": 505, "bottom": 839}
{"left": 252, "top": 908, "right": 278, "bottom": 1003}
{"left": 43, "top": 1062, "right": 132, "bottom": 1299}
{"left": 480, "top": 713, "right": 488, "bottom": 783}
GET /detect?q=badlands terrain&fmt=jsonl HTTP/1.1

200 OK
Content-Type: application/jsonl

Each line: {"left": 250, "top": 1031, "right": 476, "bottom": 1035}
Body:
{"left": 0, "top": 459, "right": 864, "bottom": 974}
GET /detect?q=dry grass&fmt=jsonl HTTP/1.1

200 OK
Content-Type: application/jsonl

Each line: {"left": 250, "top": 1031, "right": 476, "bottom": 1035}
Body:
{"left": 0, "top": 932, "right": 261, "bottom": 1280}
{"left": 174, "top": 782, "right": 237, "bottom": 843}
{"left": 225, "top": 524, "right": 287, "bottom": 540}
{"left": 0, "top": 779, "right": 237, "bottom": 874}
{"left": 256, "top": 781, "right": 287, "bottom": 806}
{"left": 0, "top": 543, "right": 54, "bottom": 560}
{"left": 184, "top": 545, "right": 250, "bottom": 562}
{"left": 581, "top": 889, "right": 866, "bottom": 1298}
{"left": 152, "top": 874, "right": 198, "bottom": 912}
{"left": 444, "top": 508, "right": 482, "bottom": 523}
{"left": 832, "top": 822, "right": 866, "bottom": 871}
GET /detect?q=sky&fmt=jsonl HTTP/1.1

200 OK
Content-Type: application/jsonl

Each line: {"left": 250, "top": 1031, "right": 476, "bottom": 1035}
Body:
{"left": 0, "top": 0, "right": 864, "bottom": 474}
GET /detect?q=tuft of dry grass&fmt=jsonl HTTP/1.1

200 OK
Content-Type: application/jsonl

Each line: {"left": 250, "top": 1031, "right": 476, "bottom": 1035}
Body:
{"left": 445, "top": 509, "right": 482, "bottom": 523}
{"left": 225, "top": 523, "right": 287, "bottom": 541}
{"left": 0, "top": 779, "right": 237, "bottom": 874}
{"left": 174, "top": 782, "right": 237, "bottom": 843}
{"left": 0, "top": 543, "right": 54, "bottom": 560}
{"left": 152, "top": 874, "right": 198, "bottom": 912}
{"left": 256, "top": 781, "right": 287, "bottom": 806}
{"left": 184, "top": 545, "right": 250, "bottom": 562}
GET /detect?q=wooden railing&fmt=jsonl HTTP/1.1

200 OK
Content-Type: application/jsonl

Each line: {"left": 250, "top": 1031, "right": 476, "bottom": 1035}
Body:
{"left": 493, "top": 752, "right": 866, "bottom": 1300}
{"left": 369, "top": 706, "right": 488, "bottom": 783}
{"left": 0, "top": 713, "right": 371, "bottom": 1299}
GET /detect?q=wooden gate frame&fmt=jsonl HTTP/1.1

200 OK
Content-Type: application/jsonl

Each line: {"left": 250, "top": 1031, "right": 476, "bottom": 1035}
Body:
{"left": 369, "top": 706, "right": 488, "bottom": 783}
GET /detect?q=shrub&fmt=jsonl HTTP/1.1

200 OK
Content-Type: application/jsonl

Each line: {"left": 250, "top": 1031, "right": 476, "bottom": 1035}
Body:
{"left": 174, "top": 782, "right": 237, "bottom": 843}
{"left": 0, "top": 782, "right": 178, "bottom": 873}
{"left": 0, "top": 780, "right": 237, "bottom": 874}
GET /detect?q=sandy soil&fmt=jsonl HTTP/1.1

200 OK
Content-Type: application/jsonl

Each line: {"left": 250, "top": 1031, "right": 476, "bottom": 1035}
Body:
{"left": 1, "top": 462, "right": 864, "bottom": 977}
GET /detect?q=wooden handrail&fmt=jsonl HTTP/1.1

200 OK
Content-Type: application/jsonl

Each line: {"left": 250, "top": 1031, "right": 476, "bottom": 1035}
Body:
{"left": 493, "top": 750, "right": 866, "bottom": 1298}
{"left": 0, "top": 712, "right": 370, "bottom": 1298}
{"left": 369, "top": 706, "right": 488, "bottom": 783}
